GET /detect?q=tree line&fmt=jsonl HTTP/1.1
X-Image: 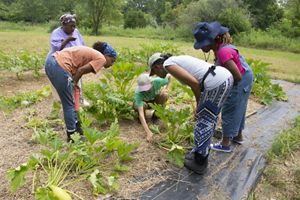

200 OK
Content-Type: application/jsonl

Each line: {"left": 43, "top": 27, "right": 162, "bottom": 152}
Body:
{"left": 0, "top": 0, "right": 299, "bottom": 38}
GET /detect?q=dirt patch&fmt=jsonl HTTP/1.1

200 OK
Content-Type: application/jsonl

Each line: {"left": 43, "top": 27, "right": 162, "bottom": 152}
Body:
{"left": 0, "top": 71, "right": 263, "bottom": 199}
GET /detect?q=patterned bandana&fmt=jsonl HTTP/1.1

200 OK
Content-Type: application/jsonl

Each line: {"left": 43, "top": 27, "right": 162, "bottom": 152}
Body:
{"left": 60, "top": 14, "right": 76, "bottom": 25}
{"left": 103, "top": 42, "right": 117, "bottom": 59}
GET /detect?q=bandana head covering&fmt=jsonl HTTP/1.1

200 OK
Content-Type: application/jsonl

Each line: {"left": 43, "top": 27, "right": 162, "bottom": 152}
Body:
{"left": 60, "top": 13, "right": 76, "bottom": 25}
{"left": 102, "top": 42, "right": 117, "bottom": 59}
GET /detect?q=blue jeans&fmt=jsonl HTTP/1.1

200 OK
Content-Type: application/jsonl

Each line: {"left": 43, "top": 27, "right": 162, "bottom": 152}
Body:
{"left": 45, "top": 56, "right": 77, "bottom": 131}
{"left": 221, "top": 70, "right": 253, "bottom": 137}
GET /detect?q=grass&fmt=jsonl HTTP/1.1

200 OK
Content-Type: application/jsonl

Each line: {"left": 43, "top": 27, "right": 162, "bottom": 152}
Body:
{"left": 251, "top": 116, "right": 300, "bottom": 200}
{"left": 0, "top": 26, "right": 300, "bottom": 83}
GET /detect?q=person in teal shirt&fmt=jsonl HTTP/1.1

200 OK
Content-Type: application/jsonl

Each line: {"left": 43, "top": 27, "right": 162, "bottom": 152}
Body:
{"left": 134, "top": 73, "right": 170, "bottom": 142}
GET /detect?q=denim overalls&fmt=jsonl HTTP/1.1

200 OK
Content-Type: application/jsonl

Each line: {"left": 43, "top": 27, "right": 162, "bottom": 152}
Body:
{"left": 216, "top": 44, "right": 253, "bottom": 138}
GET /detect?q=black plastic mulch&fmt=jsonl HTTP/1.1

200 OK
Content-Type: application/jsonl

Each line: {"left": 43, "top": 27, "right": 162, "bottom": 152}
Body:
{"left": 140, "top": 80, "right": 300, "bottom": 200}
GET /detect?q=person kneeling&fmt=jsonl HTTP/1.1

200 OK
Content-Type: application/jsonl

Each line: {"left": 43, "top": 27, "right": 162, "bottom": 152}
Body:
{"left": 134, "top": 73, "right": 170, "bottom": 142}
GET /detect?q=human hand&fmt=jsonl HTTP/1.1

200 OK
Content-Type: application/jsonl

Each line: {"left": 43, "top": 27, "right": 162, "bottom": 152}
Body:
{"left": 146, "top": 131, "right": 153, "bottom": 143}
{"left": 67, "top": 36, "right": 76, "bottom": 41}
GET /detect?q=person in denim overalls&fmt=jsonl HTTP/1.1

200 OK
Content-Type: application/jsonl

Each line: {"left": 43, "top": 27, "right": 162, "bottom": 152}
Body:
{"left": 193, "top": 21, "right": 253, "bottom": 153}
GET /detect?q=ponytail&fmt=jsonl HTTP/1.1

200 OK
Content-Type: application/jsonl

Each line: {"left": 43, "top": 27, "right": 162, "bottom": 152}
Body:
{"left": 161, "top": 53, "right": 172, "bottom": 61}
{"left": 152, "top": 53, "right": 173, "bottom": 67}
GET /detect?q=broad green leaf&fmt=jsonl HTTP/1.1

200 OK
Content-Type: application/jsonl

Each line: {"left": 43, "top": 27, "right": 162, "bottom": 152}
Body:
{"left": 7, "top": 163, "right": 30, "bottom": 192}
{"left": 167, "top": 145, "right": 185, "bottom": 167}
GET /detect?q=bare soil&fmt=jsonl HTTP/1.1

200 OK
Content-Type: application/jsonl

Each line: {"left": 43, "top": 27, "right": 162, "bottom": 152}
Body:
{"left": 0, "top": 71, "right": 263, "bottom": 200}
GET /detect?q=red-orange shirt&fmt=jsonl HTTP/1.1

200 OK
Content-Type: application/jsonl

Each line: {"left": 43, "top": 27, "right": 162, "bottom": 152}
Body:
{"left": 54, "top": 46, "right": 106, "bottom": 75}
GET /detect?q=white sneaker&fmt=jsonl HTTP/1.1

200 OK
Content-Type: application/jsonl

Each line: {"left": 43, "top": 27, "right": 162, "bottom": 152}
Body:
{"left": 82, "top": 99, "right": 91, "bottom": 107}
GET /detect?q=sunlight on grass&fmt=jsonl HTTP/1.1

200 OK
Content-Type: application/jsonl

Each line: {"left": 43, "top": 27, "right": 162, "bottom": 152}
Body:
{"left": 1, "top": 30, "right": 299, "bottom": 82}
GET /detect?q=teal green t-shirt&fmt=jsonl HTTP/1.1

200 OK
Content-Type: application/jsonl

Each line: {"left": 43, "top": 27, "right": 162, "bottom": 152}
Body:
{"left": 134, "top": 76, "right": 169, "bottom": 107}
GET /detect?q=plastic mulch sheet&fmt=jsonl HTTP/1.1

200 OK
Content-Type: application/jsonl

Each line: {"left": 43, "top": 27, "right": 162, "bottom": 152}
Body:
{"left": 141, "top": 80, "right": 300, "bottom": 200}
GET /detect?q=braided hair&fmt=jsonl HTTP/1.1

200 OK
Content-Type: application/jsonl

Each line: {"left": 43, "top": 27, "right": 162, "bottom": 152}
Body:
{"left": 216, "top": 32, "right": 233, "bottom": 45}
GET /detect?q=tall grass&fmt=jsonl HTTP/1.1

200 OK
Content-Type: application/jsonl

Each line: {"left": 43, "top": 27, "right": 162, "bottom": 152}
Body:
{"left": 100, "top": 25, "right": 179, "bottom": 40}
{"left": 266, "top": 116, "right": 300, "bottom": 161}
{"left": 235, "top": 29, "right": 300, "bottom": 54}
{"left": 0, "top": 21, "right": 299, "bottom": 82}
{"left": 0, "top": 21, "right": 47, "bottom": 32}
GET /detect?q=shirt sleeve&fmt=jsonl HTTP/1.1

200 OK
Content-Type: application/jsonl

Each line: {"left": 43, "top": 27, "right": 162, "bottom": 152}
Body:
{"left": 89, "top": 54, "right": 106, "bottom": 73}
{"left": 50, "top": 29, "right": 63, "bottom": 52}
{"left": 217, "top": 48, "right": 234, "bottom": 65}
{"left": 153, "top": 77, "right": 169, "bottom": 88}
{"left": 134, "top": 91, "right": 144, "bottom": 107}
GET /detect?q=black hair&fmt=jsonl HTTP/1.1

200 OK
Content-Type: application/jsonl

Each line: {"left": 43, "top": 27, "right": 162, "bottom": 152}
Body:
{"left": 152, "top": 53, "right": 173, "bottom": 67}
{"left": 92, "top": 41, "right": 106, "bottom": 54}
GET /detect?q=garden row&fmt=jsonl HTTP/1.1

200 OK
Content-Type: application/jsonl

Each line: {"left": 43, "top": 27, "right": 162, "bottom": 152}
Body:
{"left": 2, "top": 43, "right": 287, "bottom": 199}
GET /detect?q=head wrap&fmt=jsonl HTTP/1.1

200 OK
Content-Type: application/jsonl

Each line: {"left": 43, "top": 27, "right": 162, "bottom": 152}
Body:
{"left": 102, "top": 42, "right": 117, "bottom": 59}
{"left": 60, "top": 13, "right": 76, "bottom": 25}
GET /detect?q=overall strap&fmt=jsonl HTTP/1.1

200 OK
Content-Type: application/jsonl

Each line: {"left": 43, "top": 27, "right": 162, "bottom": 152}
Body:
{"left": 201, "top": 65, "right": 216, "bottom": 92}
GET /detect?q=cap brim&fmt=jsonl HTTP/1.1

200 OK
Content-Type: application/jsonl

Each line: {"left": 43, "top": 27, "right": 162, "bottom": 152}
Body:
{"left": 194, "top": 39, "right": 212, "bottom": 50}
{"left": 219, "top": 26, "right": 229, "bottom": 35}
{"left": 139, "top": 83, "right": 152, "bottom": 92}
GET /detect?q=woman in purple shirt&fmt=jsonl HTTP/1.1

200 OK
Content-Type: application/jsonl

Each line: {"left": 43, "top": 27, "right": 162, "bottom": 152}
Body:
{"left": 47, "top": 13, "right": 85, "bottom": 59}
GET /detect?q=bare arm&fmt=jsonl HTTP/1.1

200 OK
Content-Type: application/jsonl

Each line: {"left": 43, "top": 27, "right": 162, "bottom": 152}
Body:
{"left": 60, "top": 36, "right": 76, "bottom": 50}
{"left": 137, "top": 106, "right": 153, "bottom": 142}
{"left": 223, "top": 59, "right": 242, "bottom": 83}
{"left": 73, "top": 64, "right": 94, "bottom": 84}
{"left": 165, "top": 65, "right": 201, "bottom": 106}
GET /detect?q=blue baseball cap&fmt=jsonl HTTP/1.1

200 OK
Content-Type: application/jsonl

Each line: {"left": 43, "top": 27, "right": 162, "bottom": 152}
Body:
{"left": 193, "top": 21, "right": 229, "bottom": 49}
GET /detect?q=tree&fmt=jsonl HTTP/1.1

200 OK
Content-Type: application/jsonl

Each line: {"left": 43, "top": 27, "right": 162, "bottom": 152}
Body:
{"left": 10, "top": 0, "right": 48, "bottom": 23}
{"left": 124, "top": 10, "right": 147, "bottom": 28}
{"left": 82, "top": 0, "right": 122, "bottom": 35}
{"left": 176, "top": 0, "right": 248, "bottom": 38}
{"left": 242, "top": 0, "right": 284, "bottom": 30}
{"left": 279, "top": 0, "right": 300, "bottom": 37}
{"left": 219, "top": 8, "right": 251, "bottom": 35}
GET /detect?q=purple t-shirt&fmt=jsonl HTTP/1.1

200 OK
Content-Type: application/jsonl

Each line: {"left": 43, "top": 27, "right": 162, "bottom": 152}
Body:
{"left": 217, "top": 47, "right": 245, "bottom": 75}
{"left": 46, "top": 27, "right": 85, "bottom": 59}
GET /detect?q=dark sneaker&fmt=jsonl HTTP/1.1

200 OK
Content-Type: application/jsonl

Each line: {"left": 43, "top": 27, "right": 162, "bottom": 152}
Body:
{"left": 76, "top": 121, "right": 84, "bottom": 135}
{"left": 232, "top": 134, "right": 244, "bottom": 145}
{"left": 184, "top": 153, "right": 208, "bottom": 175}
{"left": 210, "top": 142, "right": 232, "bottom": 153}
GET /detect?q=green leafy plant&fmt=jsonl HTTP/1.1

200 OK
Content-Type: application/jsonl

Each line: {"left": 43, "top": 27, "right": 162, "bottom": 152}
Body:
{"left": 249, "top": 59, "right": 288, "bottom": 105}
{"left": 0, "top": 49, "right": 45, "bottom": 79}
{"left": 117, "top": 42, "right": 181, "bottom": 64}
{"left": 84, "top": 62, "right": 145, "bottom": 124}
{"left": 8, "top": 119, "right": 139, "bottom": 199}
{"left": 151, "top": 104, "right": 194, "bottom": 167}
{"left": 0, "top": 86, "right": 51, "bottom": 112}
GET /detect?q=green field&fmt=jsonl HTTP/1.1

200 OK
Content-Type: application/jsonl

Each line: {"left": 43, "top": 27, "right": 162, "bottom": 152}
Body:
{"left": 1, "top": 30, "right": 300, "bottom": 83}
